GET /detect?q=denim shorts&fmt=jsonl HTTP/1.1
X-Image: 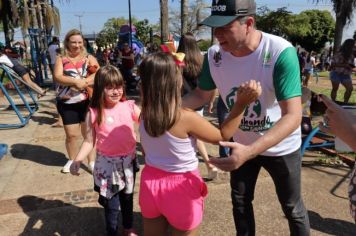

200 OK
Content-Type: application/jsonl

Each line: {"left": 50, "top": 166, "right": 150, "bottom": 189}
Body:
{"left": 330, "top": 71, "right": 352, "bottom": 83}
{"left": 303, "top": 68, "right": 313, "bottom": 75}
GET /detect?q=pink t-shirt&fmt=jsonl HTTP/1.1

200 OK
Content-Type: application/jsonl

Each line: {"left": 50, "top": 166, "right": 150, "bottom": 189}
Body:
{"left": 90, "top": 100, "right": 138, "bottom": 157}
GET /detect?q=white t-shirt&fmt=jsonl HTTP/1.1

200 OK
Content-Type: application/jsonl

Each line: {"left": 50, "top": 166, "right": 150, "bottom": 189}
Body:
{"left": 199, "top": 32, "right": 302, "bottom": 156}
{"left": 48, "top": 44, "right": 59, "bottom": 65}
{"left": 0, "top": 54, "right": 14, "bottom": 67}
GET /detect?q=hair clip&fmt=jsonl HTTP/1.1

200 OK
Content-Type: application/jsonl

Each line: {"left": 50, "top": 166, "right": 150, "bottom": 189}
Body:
{"left": 160, "top": 44, "right": 185, "bottom": 67}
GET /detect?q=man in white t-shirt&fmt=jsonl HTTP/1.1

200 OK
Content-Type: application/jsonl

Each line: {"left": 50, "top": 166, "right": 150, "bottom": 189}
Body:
{"left": 183, "top": 0, "right": 310, "bottom": 235}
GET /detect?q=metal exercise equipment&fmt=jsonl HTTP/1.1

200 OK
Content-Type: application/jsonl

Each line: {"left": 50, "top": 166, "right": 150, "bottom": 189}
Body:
{"left": 0, "top": 64, "right": 38, "bottom": 129}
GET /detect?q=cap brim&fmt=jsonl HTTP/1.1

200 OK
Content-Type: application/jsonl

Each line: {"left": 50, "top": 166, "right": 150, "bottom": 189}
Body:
{"left": 199, "top": 15, "right": 238, "bottom": 27}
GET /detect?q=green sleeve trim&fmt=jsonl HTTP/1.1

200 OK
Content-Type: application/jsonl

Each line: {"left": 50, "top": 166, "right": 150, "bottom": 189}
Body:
{"left": 273, "top": 47, "right": 301, "bottom": 101}
{"left": 198, "top": 54, "right": 216, "bottom": 90}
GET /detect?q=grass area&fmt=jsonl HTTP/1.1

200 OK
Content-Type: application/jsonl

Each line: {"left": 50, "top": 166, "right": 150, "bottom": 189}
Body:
{"left": 307, "top": 71, "right": 356, "bottom": 160}
{"left": 310, "top": 87, "right": 356, "bottom": 104}
{"left": 310, "top": 72, "right": 356, "bottom": 104}
{"left": 317, "top": 71, "right": 329, "bottom": 78}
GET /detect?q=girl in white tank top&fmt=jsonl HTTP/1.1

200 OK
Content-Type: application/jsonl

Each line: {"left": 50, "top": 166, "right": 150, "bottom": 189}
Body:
{"left": 138, "top": 52, "right": 262, "bottom": 235}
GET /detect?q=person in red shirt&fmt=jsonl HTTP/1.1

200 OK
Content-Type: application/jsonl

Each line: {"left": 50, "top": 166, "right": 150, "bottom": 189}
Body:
{"left": 119, "top": 43, "right": 135, "bottom": 91}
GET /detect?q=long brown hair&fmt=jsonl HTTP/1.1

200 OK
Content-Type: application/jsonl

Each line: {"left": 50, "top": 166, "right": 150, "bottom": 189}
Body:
{"left": 339, "top": 38, "right": 355, "bottom": 61}
{"left": 176, "top": 32, "right": 203, "bottom": 87}
{"left": 63, "top": 29, "right": 87, "bottom": 57}
{"left": 139, "top": 52, "right": 182, "bottom": 137}
{"left": 90, "top": 65, "right": 126, "bottom": 125}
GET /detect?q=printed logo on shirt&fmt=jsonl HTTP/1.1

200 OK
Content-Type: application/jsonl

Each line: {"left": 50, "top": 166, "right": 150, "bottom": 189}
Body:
{"left": 213, "top": 51, "right": 222, "bottom": 67}
{"left": 225, "top": 87, "right": 238, "bottom": 109}
{"left": 262, "top": 51, "right": 272, "bottom": 68}
{"left": 225, "top": 88, "right": 274, "bottom": 132}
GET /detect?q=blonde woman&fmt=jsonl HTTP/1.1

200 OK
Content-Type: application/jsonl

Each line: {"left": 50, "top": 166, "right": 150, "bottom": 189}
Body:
{"left": 54, "top": 29, "right": 99, "bottom": 173}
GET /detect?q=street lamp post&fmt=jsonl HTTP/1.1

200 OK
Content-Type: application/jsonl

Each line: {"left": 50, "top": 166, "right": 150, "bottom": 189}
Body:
{"left": 75, "top": 14, "right": 83, "bottom": 32}
{"left": 128, "top": 0, "right": 133, "bottom": 50}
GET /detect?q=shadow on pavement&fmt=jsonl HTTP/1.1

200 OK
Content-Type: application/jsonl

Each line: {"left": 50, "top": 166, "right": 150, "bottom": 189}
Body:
{"left": 302, "top": 163, "right": 351, "bottom": 178}
{"left": 30, "top": 115, "right": 58, "bottom": 126}
{"left": 308, "top": 210, "right": 356, "bottom": 235}
{"left": 17, "top": 195, "right": 143, "bottom": 236}
{"left": 11, "top": 143, "right": 66, "bottom": 167}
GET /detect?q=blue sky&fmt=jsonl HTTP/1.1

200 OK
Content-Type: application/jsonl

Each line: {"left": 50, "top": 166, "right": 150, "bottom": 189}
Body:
{"left": 2, "top": 0, "right": 355, "bottom": 41}
{"left": 57, "top": 0, "right": 354, "bottom": 40}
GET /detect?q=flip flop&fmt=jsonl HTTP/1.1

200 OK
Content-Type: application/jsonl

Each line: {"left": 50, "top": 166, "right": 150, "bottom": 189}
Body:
{"left": 37, "top": 88, "right": 49, "bottom": 99}
{"left": 51, "top": 121, "right": 63, "bottom": 128}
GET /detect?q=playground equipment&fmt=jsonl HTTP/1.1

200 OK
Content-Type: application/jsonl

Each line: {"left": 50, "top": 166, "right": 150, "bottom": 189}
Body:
{"left": 0, "top": 64, "right": 38, "bottom": 129}
{"left": 0, "top": 143, "right": 8, "bottom": 160}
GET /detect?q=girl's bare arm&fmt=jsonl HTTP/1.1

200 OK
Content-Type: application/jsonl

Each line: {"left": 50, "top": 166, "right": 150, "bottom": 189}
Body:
{"left": 74, "top": 112, "right": 95, "bottom": 162}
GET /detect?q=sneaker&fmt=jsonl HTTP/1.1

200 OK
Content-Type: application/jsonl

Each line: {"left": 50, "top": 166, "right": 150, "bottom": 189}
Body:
{"left": 207, "top": 167, "right": 218, "bottom": 180}
{"left": 62, "top": 160, "right": 73, "bottom": 173}
{"left": 123, "top": 228, "right": 138, "bottom": 236}
{"left": 88, "top": 162, "right": 95, "bottom": 174}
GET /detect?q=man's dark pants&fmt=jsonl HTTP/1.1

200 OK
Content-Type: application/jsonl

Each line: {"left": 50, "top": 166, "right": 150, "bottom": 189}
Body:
{"left": 230, "top": 148, "right": 310, "bottom": 236}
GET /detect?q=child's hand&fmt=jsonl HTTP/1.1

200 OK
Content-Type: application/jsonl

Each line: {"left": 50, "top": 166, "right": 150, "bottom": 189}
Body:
{"left": 236, "top": 80, "right": 262, "bottom": 106}
{"left": 70, "top": 161, "right": 81, "bottom": 176}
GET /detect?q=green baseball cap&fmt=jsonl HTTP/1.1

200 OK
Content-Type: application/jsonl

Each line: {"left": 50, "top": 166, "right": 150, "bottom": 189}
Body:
{"left": 200, "top": 0, "right": 256, "bottom": 27}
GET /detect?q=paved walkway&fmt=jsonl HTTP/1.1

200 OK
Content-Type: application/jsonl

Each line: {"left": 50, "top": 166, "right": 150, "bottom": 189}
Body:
{"left": 0, "top": 91, "right": 355, "bottom": 235}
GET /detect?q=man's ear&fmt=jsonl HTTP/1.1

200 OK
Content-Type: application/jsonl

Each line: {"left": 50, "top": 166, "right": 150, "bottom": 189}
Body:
{"left": 245, "top": 16, "right": 255, "bottom": 30}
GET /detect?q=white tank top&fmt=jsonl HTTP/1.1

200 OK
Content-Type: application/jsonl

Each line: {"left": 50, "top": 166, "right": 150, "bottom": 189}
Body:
{"left": 139, "top": 121, "right": 198, "bottom": 173}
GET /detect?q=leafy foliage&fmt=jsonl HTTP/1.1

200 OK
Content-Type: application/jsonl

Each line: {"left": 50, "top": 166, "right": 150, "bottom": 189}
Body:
{"left": 256, "top": 6, "right": 334, "bottom": 52}
{"left": 312, "top": 0, "right": 356, "bottom": 52}
{"left": 134, "top": 19, "right": 152, "bottom": 44}
{"left": 256, "top": 7, "right": 293, "bottom": 38}
{"left": 291, "top": 10, "right": 334, "bottom": 52}
{"left": 95, "top": 17, "right": 158, "bottom": 48}
{"left": 95, "top": 17, "right": 126, "bottom": 48}
{"left": 197, "top": 39, "right": 211, "bottom": 52}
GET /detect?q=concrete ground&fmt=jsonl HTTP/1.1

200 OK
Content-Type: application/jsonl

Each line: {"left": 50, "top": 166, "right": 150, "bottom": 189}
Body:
{"left": 0, "top": 90, "right": 355, "bottom": 236}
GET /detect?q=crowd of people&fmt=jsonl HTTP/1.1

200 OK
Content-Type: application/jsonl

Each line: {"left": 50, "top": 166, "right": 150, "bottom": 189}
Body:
{"left": 1, "top": 0, "right": 356, "bottom": 235}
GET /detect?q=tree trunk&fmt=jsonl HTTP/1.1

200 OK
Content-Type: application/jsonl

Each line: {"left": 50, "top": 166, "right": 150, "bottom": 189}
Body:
{"left": 2, "top": 16, "right": 11, "bottom": 47}
{"left": 181, "top": 0, "right": 188, "bottom": 35}
{"left": 30, "top": 1, "right": 39, "bottom": 28}
{"left": 333, "top": 17, "right": 344, "bottom": 54}
{"left": 1, "top": 0, "right": 11, "bottom": 47}
{"left": 160, "top": 0, "right": 169, "bottom": 43}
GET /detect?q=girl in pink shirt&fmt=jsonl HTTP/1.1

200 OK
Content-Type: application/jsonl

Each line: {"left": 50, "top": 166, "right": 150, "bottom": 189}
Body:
{"left": 138, "top": 52, "right": 261, "bottom": 236}
{"left": 70, "top": 65, "right": 140, "bottom": 236}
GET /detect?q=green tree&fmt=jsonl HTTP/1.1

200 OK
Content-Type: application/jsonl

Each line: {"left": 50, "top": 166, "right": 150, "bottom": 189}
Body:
{"left": 197, "top": 39, "right": 211, "bottom": 51}
{"left": 95, "top": 17, "right": 157, "bottom": 48}
{"left": 256, "top": 7, "right": 294, "bottom": 38}
{"left": 256, "top": 6, "right": 310, "bottom": 45}
{"left": 96, "top": 17, "right": 126, "bottom": 48}
{"left": 134, "top": 19, "right": 152, "bottom": 44}
{"left": 292, "top": 10, "right": 334, "bottom": 52}
{"left": 313, "top": 0, "right": 356, "bottom": 53}
{"left": 256, "top": 7, "right": 334, "bottom": 52}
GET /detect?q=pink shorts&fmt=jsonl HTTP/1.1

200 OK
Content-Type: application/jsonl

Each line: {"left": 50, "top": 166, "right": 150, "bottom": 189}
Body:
{"left": 139, "top": 165, "right": 208, "bottom": 231}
